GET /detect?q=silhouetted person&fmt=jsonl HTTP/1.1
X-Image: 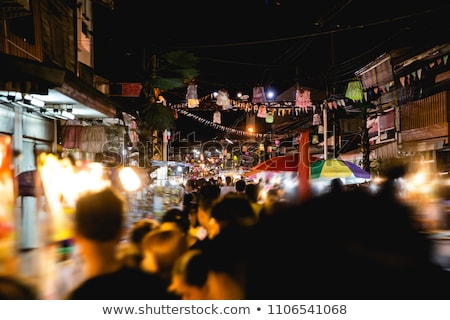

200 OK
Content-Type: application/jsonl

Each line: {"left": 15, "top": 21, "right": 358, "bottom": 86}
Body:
{"left": 118, "top": 218, "right": 159, "bottom": 269}
{"left": 183, "top": 179, "right": 198, "bottom": 214}
{"left": 66, "top": 187, "right": 177, "bottom": 300}
{"left": 220, "top": 176, "right": 235, "bottom": 198}
{"left": 244, "top": 183, "right": 263, "bottom": 217}
{"left": 235, "top": 179, "right": 246, "bottom": 194}
{"left": 202, "top": 195, "right": 257, "bottom": 299}
{"left": 248, "top": 184, "right": 450, "bottom": 299}
{"left": 329, "top": 178, "right": 344, "bottom": 193}
{"left": 195, "top": 184, "right": 221, "bottom": 244}
{"left": 168, "top": 249, "right": 209, "bottom": 300}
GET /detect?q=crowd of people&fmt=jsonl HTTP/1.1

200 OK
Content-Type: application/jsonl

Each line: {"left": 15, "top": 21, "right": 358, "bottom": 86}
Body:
{"left": 2, "top": 167, "right": 450, "bottom": 300}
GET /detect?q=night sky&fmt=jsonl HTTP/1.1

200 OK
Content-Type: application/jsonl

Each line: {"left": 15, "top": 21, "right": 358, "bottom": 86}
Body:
{"left": 92, "top": 1, "right": 450, "bottom": 139}
{"left": 94, "top": 0, "right": 450, "bottom": 97}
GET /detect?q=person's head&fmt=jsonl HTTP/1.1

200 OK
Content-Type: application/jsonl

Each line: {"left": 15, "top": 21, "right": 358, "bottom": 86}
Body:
{"left": 196, "top": 178, "right": 207, "bottom": 189}
{"left": 120, "top": 218, "right": 159, "bottom": 269}
{"left": 141, "top": 223, "right": 190, "bottom": 282}
{"left": 74, "top": 187, "right": 126, "bottom": 243}
{"left": 130, "top": 218, "right": 159, "bottom": 246}
{"left": 265, "top": 188, "right": 280, "bottom": 203}
{"left": 73, "top": 187, "right": 127, "bottom": 275}
{"left": 329, "top": 178, "right": 344, "bottom": 193}
{"left": 198, "top": 184, "right": 221, "bottom": 209}
{"left": 161, "top": 208, "right": 198, "bottom": 247}
{"left": 235, "top": 179, "right": 246, "bottom": 193}
{"left": 209, "top": 194, "right": 257, "bottom": 238}
{"left": 168, "top": 249, "right": 209, "bottom": 300}
{"left": 185, "top": 179, "right": 197, "bottom": 192}
{"left": 244, "top": 183, "right": 260, "bottom": 203}
{"left": 162, "top": 209, "right": 190, "bottom": 233}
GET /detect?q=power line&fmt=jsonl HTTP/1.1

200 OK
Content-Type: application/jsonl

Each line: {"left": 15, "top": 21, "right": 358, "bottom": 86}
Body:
{"left": 172, "top": 5, "right": 448, "bottom": 50}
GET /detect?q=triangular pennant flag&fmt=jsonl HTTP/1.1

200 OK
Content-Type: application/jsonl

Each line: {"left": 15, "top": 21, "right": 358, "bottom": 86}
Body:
{"left": 417, "top": 68, "right": 422, "bottom": 80}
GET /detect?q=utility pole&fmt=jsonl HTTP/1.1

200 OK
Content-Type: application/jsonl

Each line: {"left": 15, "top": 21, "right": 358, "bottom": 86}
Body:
{"left": 323, "top": 106, "right": 328, "bottom": 160}
{"left": 295, "top": 67, "right": 311, "bottom": 201}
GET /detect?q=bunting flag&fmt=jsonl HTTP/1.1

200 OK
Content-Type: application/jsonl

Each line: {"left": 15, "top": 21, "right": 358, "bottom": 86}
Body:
{"left": 175, "top": 108, "right": 291, "bottom": 140}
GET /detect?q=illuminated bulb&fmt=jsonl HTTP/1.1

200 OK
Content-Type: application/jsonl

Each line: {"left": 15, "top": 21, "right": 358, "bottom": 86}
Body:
{"left": 119, "top": 167, "right": 141, "bottom": 191}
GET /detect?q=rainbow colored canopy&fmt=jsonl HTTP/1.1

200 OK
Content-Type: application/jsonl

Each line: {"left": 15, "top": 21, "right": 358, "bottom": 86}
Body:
{"left": 310, "top": 159, "right": 371, "bottom": 181}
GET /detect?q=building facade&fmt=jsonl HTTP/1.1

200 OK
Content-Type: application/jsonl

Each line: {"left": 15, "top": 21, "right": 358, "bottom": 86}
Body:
{"left": 0, "top": 0, "right": 128, "bottom": 263}
{"left": 350, "top": 43, "right": 450, "bottom": 175}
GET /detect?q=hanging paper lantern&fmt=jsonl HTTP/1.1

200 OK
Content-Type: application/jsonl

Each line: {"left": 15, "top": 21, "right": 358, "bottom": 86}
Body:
{"left": 345, "top": 78, "right": 364, "bottom": 101}
{"left": 186, "top": 83, "right": 199, "bottom": 108}
{"left": 295, "top": 88, "right": 312, "bottom": 108}
{"left": 252, "top": 86, "right": 267, "bottom": 104}
{"left": 257, "top": 105, "right": 267, "bottom": 118}
{"left": 311, "top": 134, "right": 319, "bottom": 144}
{"left": 213, "top": 111, "right": 221, "bottom": 124}
{"left": 216, "top": 89, "right": 232, "bottom": 109}
{"left": 265, "top": 111, "right": 274, "bottom": 123}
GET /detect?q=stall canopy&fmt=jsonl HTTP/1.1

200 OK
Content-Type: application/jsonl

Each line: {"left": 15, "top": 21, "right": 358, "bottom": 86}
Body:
{"left": 310, "top": 158, "right": 371, "bottom": 185}
{"left": 243, "top": 153, "right": 321, "bottom": 177}
{"left": 244, "top": 156, "right": 371, "bottom": 186}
